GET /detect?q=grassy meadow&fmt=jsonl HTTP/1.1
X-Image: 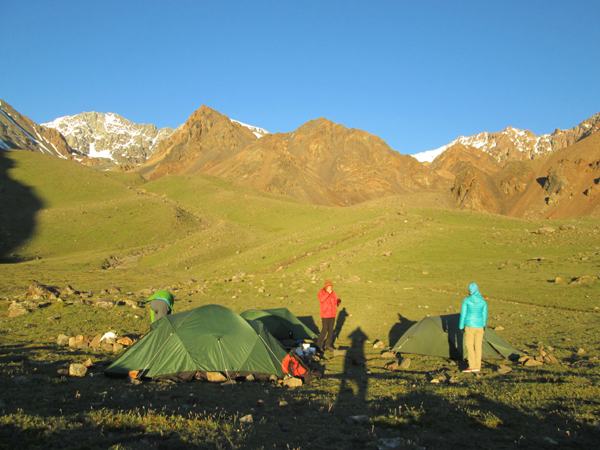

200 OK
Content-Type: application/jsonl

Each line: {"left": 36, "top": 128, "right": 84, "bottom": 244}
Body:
{"left": 1, "top": 149, "right": 599, "bottom": 449}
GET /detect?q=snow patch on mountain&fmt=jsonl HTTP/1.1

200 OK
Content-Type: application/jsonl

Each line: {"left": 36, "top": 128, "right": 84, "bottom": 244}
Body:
{"left": 231, "top": 119, "right": 269, "bottom": 138}
{"left": 43, "top": 112, "right": 174, "bottom": 164}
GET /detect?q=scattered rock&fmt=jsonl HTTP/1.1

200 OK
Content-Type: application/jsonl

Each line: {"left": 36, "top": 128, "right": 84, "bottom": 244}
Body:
{"left": 245, "top": 374, "right": 255, "bottom": 382}
{"left": 283, "top": 377, "right": 303, "bottom": 388}
{"left": 346, "top": 415, "right": 368, "bottom": 424}
{"left": 373, "top": 341, "right": 385, "bottom": 349}
{"left": 83, "top": 358, "right": 94, "bottom": 368}
{"left": 69, "top": 364, "right": 87, "bottom": 377}
{"left": 113, "top": 343, "right": 124, "bottom": 352}
{"left": 497, "top": 365, "right": 512, "bottom": 374}
{"left": 206, "top": 372, "right": 227, "bottom": 383}
{"left": 398, "top": 358, "right": 411, "bottom": 370}
{"left": 333, "top": 349, "right": 347, "bottom": 357}
{"left": 239, "top": 414, "right": 253, "bottom": 424}
{"left": 544, "top": 355, "right": 560, "bottom": 364}
{"left": 57, "top": 334, "right": 69, "bottom": 346}
{"left": 8, "top": 302, "right": 30, "bottom": 317}
{"left": 95, "top": 299, "right": 115, "bottom": 309}
{"left": 524, "top": 359, "right": 543, "bottom": 367}
{"left": 279, "top": 401, "right": 288, "bottom": 407}
{"left": 89, "top": 334, "right": 102, "bottom": 348}
{"left": 494, "top": 326, "right": 505, "bottom": 331}
{"left": 381, "top": 251, "right": 392, "bottom": 257}
{"left": 13, "top": 376, "right": 30, "bottom": 385}
{"left": 380, "top": 352, "right": 396, "bottom": 359}
{"left": 555, "top": 277, "right": 563, "bottom": 284}
{"left": 448, "top": 376, "right": 460, "bottom": 384}
{"left": 117, "top": 337, "right": 133, "bottom": 346}
{"left": 536, "top": 227, "right": 556, "bottom": 235}
{"left": 577, "top": 348, "right": 586, "bottom": 355}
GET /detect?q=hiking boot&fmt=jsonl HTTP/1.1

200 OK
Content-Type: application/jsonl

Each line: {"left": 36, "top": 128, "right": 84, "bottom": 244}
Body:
{"left": 462, "top": 368, "right": 475, "bottom": 373}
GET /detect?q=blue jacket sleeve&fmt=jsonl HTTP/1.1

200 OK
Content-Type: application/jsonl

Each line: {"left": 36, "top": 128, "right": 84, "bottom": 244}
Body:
{"left": 459, "top": 299, "right": 467, "bottom": 329}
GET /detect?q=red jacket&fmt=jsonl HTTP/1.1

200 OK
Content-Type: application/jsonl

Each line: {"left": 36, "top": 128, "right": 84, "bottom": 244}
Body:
{"left": 318, "top": 289, "right": 339, "bottom": 318}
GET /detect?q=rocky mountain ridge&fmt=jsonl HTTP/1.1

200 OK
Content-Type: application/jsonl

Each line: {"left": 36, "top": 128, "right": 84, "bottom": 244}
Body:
{"left": 414, "top": 113, "right": 600, "bottom": 164}
{"left": 0, "top": 99, "right": 75, "bottom": 158}
{"left": 42, "top": 112, "right": 176, "bottom": 165}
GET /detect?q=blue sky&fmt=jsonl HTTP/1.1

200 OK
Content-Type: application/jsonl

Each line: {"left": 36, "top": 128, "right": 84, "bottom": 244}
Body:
{"left": 3, "top": 1, "right": 599, "bottom": 155}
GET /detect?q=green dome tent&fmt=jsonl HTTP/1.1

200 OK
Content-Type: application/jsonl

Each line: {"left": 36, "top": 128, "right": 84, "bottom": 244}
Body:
{"left": 105, "top": 305, "right": 288, "bottom": 380}
{"left": 391, "top": 314, "right": 523, "bottom": 361}
{"left": 240, "top": 307, "right": 318, "bottom": 341}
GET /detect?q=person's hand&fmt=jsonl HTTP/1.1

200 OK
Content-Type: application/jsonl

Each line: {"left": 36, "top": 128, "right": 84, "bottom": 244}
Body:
{"left": 460, "top": 329, "right": 464, "bottom": 334}
{"left": 337, "top": 299, "right": 341, "bottom": 306}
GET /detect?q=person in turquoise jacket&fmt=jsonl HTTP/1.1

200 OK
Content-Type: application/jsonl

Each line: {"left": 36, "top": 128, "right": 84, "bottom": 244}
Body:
{"left": 459, "top": 283, "right": 488, "bottom": 373}
{"left": 146, "top": 290, "right": 175, "bottom": 323}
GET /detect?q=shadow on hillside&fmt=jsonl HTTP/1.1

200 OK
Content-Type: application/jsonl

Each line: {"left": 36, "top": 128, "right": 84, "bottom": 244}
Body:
{"left": 0, "top": 149, "right": 44, "bottom": 262}
{"left": 388, "top": 313, "right": 417, "bottom": 347}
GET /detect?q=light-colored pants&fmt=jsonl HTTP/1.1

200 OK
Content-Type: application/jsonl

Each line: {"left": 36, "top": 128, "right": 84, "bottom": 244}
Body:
{"left": 464, "top": 326, "right": 484, "bottom": 370}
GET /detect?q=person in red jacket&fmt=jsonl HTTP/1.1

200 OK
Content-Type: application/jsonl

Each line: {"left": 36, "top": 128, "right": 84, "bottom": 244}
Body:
{"left": 316, "top": 280, "right": 341, "bottom": 352}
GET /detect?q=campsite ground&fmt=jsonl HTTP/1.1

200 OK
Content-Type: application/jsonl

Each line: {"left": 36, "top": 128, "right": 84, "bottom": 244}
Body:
{"left": 0, "top": 150, "right": 599, "bottom": 449}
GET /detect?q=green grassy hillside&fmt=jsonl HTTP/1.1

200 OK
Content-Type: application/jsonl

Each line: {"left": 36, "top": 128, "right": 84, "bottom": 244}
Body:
{"left": 0, "top": 150, "right": 599, "bottom": 449}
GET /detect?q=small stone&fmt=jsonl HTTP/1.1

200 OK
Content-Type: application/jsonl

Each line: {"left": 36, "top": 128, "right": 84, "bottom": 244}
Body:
{"left": 113, "top": 343, "right": 124, "bottom": 352}
{"left": 57, "top": 334, "right": 69, "bottom": 346}
{"left": 399, "top": 358, "right": 411, "bottom": 370}
{"left": 555, "top": 277, "right": 563, "bottom": 284}
{"left": 245, "top": 374, "right": 255, "bottom": 382}
{"left": 430, "top": 378, "right": 440, "bottom": 384}
{"left": 577, "top": 348, "right": 586, "bottom": 355}
{"left": 544, "top": 355, "right": 560, "bottom": 364}
{"left": 117, "top": 337, "right": 133, "bottom": 346}
{"left": 373, "top": 341, "right": 385, "bottom": 349}
{"left": 221, "top": 380, "right": 237, "bottom": 388}
{"left": 497, "top": 365, "right": 512, "bottom": 374}
{"left": 448, "top": 376, "right": 460, "bottom": 384}
{"left": 494, "top": 326, "right": 505, "bottom": 331}
{"left": 82, "top": 358, "right": 94, "bottom": 368}
{"left": 333, "top": 349, "right": 347, "bottom": 357}
{"left": 547, "top": 346, "right": 555, "bottom": 352}
{"left": 346, "top": 415, "right": 368, "bottom": 424}
{"left": 239, "top": 414, "right": 253, "bottom": 424}
{"left": 57, "top": 369, "right": 69, "bottom": 376}
{"left": 283, "top": 377, "right": 303, "bottom": 388}
{"left": 89, "top": 334, "right": 102, "bottom": 348}
{"left": 380, "top": 352, "right": 396, "bottom": 359}
{"left": 524, "top": 359, "right": 543, "bottom": 367}
{"left": 206, "top": 372, "right": 227, "bottom": 383}
{"left": 279, "top": 401, "right": 289, "bottom": 407}
{"left": 101, "top": 342, "right": 114, "bottom": 352}
{"left": 69, "top": 364, "right": 87, "bottom": 377}
{"left": 257, "top": 399, "right": 264, "bottom": 407}
{"left": 13, "top": 376, "right": 30, "bottom": 385}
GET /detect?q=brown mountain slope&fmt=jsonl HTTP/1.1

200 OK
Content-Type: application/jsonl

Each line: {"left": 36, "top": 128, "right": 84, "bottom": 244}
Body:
{"left": 136, "top": 105, "right": 259, "bottom": 180}
{"left": 137, "top": 107, "right": 449, "bottom": 206}
{"left": 449, "top": 131, "right": 600, "bottom": 218}
{"left": 0, "top": 99, "right": 74, "bottom": 158}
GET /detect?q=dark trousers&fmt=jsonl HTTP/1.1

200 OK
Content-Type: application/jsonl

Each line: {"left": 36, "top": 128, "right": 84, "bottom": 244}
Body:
{"left": 317, "top": 317, "right": 336, "bottom": 351}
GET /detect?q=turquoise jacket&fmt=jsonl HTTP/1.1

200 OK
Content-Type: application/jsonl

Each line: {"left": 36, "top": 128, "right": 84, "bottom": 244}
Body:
{"left": 459, "top": 291, "right": 488, "bottom": 329}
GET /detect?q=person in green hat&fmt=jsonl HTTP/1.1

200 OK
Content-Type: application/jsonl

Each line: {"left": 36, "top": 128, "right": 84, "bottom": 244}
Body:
{"left": 146, "top": 289, "right": 175, "bottom": 323}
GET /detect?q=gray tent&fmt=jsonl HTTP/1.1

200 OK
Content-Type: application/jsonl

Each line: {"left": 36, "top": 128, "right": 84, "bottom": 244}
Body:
{"left": 391, "top": 314, "right": 523, "bottom": 361}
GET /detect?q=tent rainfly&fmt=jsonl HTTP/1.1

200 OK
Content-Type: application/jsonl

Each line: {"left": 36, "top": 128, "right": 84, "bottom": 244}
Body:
{"left": 391, "top": 314, "right": 524, "bottom": 361}
{"left": 104, "top": 305, "right": 288, "bottom": 380}
{"left": 240, "top": 307, "right": 318, "bottom": 341}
